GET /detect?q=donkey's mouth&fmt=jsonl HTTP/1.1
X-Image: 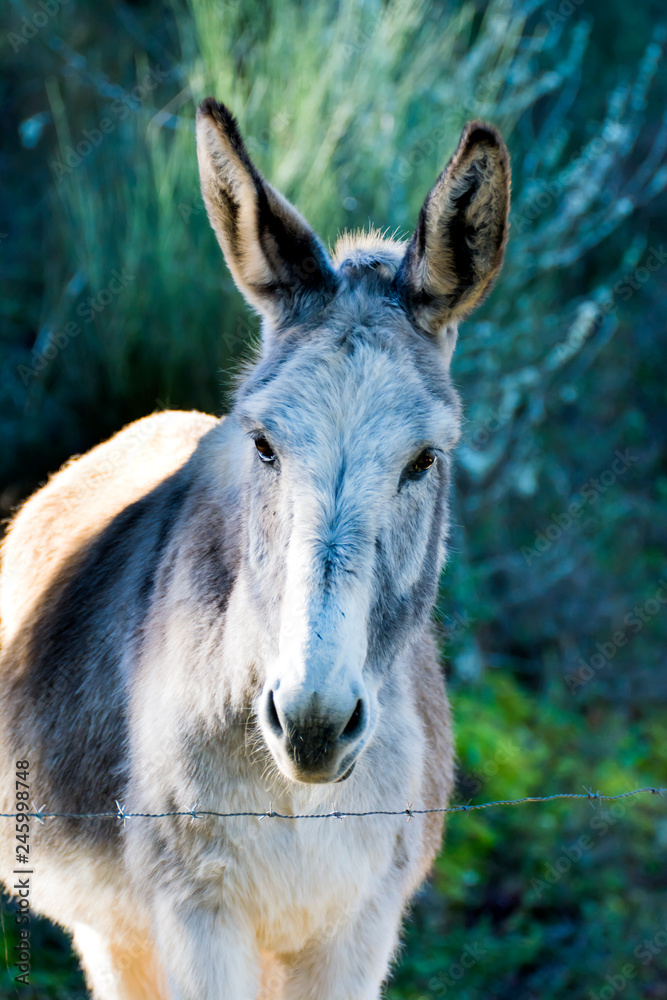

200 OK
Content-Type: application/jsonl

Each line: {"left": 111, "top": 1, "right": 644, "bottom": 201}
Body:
{"left": 287, "top": 759, "right": 357, "bottom": 785}
{"left": 335, "top": 761, "right": 356, "bottom": 783}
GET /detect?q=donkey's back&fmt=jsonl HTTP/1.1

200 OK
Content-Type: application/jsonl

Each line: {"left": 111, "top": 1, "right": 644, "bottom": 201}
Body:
{"left": 1, "top": 410, "right": 217, "bottom": 645}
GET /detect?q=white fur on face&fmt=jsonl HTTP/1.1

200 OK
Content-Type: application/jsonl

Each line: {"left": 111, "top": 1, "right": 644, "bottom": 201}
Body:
{"left": 237, "top": 305, "right": 460, "bottom": 779}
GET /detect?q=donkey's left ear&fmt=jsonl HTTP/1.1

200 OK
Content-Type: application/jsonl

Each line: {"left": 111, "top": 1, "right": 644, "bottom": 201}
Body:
{"left": 196, "top": 98, "right": 337, "bottom": 327}
{"left": 395, "top": 120, "right": 510, "bottom": 339}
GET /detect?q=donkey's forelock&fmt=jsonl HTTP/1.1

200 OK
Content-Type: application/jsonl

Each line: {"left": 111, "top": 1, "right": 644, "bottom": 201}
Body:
{"left": 236, "top": 288, "right": 460, "bottom": 448}
{"left": 332, "top": 229, "right": 407, "bottom": 280}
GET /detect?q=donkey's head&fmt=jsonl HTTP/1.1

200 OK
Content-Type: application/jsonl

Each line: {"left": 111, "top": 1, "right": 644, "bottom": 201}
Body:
{"left": 197, "top": 99, "right": 510, "bottom": 784}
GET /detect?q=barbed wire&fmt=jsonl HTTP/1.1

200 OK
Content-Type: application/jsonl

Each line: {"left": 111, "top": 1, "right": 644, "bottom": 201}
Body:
{"left": 3, "top": 786, "right": 665, "bottom": 825}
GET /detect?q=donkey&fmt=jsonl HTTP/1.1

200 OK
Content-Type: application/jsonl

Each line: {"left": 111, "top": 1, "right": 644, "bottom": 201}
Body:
{"left": 0, "top": 99, "right": 509, "bottom": 1000}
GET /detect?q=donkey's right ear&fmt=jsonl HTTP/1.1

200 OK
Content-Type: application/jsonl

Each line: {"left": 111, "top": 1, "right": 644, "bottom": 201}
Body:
{"left": 196, "top": 98, "right": 337, "bottom": 327}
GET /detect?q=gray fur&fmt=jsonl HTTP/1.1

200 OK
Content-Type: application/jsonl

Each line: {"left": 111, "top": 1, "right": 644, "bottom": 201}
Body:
{"left": 0, "top": 99, "right": 510, "bottom": 999}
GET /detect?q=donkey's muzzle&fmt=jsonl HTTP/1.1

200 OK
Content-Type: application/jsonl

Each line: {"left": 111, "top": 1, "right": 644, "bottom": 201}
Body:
{"left": 261, "top": 687, "right": 367, "bottom": 783}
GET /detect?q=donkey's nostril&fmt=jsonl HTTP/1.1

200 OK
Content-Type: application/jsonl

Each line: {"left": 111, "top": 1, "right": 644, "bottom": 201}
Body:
{"left": 342, "top": 699, "right": 364, "bottom": 739}
{"left": 266, "top": 689, "right": 283, "bottom": 737}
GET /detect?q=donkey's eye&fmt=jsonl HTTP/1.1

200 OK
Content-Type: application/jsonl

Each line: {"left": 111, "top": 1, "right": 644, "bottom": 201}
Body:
{"left": 254, "top": 436, "right": 276, "bottom": 463}
{"left": 408, "top": 449, "right": 436, "bottom": 477}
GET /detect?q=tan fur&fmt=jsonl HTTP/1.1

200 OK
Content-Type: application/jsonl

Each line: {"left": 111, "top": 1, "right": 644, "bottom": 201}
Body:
{"left": 74, "top": 924, "right": 170, "bottom": 1000}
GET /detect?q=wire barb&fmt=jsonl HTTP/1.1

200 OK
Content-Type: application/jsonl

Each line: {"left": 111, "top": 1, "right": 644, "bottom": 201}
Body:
{"left": 30, "top": 803, "right": 45, "bottom": 825}
{"left": 583, "top": 786, "right": 601, "bottom": 809}
{"left": 115, "top": 800, "right": 128, "bottom": 828}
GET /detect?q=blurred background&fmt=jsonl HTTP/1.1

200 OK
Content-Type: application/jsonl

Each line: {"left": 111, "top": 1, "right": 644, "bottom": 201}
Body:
{"left": 1, "top": 0, "right": 666, "bottom": 996}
